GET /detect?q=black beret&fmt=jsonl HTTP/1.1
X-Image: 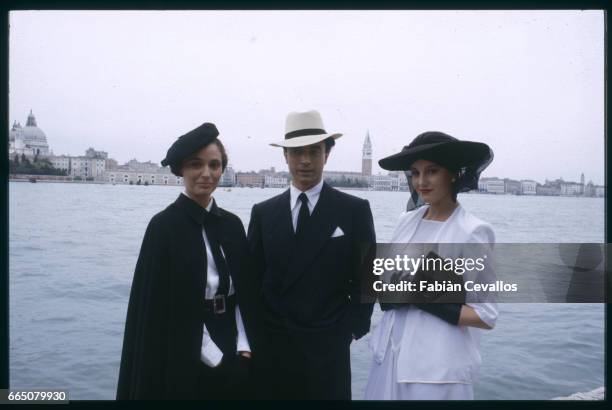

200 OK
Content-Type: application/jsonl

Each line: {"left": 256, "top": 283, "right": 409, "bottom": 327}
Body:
{"left": 161, "top": 122, "right": 220, "bottom": 176}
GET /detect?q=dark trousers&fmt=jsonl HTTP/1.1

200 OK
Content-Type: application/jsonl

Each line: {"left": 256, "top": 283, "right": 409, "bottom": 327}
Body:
{"left": 252, "top": 324, "right": 352, "bottom": 400}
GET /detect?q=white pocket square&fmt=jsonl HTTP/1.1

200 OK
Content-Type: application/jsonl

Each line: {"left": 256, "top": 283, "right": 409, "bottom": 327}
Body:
{"left": 331, "top": 227, "right": 345, "bottom": 238}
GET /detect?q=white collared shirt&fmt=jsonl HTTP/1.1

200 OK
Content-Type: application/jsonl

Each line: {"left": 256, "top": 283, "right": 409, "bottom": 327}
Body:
{"left": 289, "top": 179, "right": 324, "bottom": 232}
{"left": 184, "top": 191, "right": 251, "bottom": 367}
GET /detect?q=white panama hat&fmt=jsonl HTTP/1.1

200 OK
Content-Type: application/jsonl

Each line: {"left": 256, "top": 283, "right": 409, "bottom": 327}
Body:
{"left": 270, "top": 110, "right": 343, "bottom": 148}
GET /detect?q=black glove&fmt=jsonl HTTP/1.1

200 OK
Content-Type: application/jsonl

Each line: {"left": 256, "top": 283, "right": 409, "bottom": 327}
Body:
{"left": 414, "top": 303, "right": 462, "bottom": 326}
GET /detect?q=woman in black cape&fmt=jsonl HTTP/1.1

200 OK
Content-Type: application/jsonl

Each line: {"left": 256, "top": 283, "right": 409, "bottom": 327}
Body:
{"left": 117, "top": 123, "right": 255, "bottom": 400}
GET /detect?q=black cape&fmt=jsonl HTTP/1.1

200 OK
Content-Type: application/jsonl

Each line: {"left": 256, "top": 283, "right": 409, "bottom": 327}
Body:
{"left": 116, "top": 194, "right": 254, "bottom": 400}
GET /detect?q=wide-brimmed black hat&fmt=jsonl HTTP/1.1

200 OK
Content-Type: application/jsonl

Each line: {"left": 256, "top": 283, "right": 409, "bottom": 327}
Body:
{"left": 379, "top": 131, "right": 492, "bottom": 172}
{"left": 161, "top": 122, "right": 219, "bottom": 176}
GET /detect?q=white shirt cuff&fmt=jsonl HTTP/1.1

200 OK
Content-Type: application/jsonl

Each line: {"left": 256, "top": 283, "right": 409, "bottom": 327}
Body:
{"left": 200, "top": 324, "right": 223, "bottom": 367}
{"left": 235, "top": 306, "right": 251, "bottom": 353}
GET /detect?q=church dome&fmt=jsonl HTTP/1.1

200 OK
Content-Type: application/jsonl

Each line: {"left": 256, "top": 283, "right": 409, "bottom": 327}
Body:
{"left": 22, "top": 110, "right": 48, "bottom": 145}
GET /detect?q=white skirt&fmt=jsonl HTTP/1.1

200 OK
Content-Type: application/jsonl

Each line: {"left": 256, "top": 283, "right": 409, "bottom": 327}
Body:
{"left": 363, "top": 310, "right": 474, "bottom": 400}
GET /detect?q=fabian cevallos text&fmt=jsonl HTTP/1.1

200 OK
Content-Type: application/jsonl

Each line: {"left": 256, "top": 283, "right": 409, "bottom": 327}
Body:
{"left": 371, "top": 254, "right": 519, "bottom": 293}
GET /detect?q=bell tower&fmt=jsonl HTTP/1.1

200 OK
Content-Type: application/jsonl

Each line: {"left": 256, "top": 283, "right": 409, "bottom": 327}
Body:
{"left": 362, "top": 130, "right": 372, "bottom": 176}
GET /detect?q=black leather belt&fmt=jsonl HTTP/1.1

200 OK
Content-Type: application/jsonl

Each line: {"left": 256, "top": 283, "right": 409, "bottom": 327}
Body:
{"left": 203, "top": 294, "right": 235, "bottom": 314}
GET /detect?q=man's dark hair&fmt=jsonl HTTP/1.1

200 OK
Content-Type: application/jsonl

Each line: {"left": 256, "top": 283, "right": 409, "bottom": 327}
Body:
{"left": 323, "top": 137, "right": 335, "bottom": 153}
{"left": 283, "top": 138, "right": 335, "bottom": 154}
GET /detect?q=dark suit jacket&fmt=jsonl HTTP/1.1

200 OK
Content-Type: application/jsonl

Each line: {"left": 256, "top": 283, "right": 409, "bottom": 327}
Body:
{"left": 247, "top": 182, "right": 376, "bottom": 341}
{"left": 117, "top": 193, "right": 253, "bottom": 400}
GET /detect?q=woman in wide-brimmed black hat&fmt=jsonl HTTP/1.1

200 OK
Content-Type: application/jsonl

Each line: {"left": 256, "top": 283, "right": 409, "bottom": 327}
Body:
{"left": 364, "top": 131, "right": 498, "bottom": 400}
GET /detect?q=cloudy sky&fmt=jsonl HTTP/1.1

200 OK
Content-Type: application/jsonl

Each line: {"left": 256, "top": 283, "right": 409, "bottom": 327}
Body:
{"left": 9, "top": 10, "right": 604, "bottom": 184}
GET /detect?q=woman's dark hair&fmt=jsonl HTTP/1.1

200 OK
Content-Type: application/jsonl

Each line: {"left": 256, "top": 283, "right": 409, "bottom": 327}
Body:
{"left": 211, "top": 138, "right": 229, "bottom": 171}
{"left": 171, "top": 138, "right": 228, "bottom": 176}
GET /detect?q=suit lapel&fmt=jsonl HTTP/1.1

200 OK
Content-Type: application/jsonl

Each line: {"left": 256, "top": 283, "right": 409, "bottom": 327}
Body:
{"left": 264, "top": 190, "right": 296, "bottom": 276}
{"left": 282, "top": 183, "right": 337, "bottom": 293}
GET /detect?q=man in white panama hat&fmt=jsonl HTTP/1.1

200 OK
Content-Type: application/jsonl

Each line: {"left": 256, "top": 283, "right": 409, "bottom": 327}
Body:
{"left": 246, "top": 110, "right": 376, "bottom": 399}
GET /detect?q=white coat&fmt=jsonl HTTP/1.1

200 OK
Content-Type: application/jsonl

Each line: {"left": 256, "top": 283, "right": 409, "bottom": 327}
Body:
{"left": 368, "top": 203, "right": 498, "bottom": 384}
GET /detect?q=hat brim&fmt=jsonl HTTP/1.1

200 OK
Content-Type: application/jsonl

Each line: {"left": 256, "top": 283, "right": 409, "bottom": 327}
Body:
{"left": 379, "top": 141, "right": 491, "bottom": 171}
{"left": 270, "top": 132, "right": 343, "bottom": 148}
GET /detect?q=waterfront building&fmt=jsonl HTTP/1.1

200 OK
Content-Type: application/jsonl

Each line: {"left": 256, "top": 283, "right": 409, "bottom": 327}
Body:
{"left": 323, "top": 170, "right": 368, "bottom": 187}
{"left": 124, "top": 159, "right": 160, "bottom": 173}
{"left": 236, "top": 172, "right": 264, "bottom": 187}
{"left": 504, "top": 178, "right": 522, "bottom": 195}
{"left": 560, "top": 181, "right": 583, "bottom": 196}
{"left": 264, "top": 174, "right": 288, "bottom": 188}
{"left": 86, "top": 147, "right": 108, "bottom": 159}
{"left": 220, "top": 165, "right": 236, "bottom": 187}
{"left": 49, "top": 148, "right": 107, "bottom": 180}
{"left": 9, "top": 110, "right": 51, "bottom": 157}
{"left": 370, "top": 174, "right": 400, "bottom": 191}
{"left": 387, "top": 171, "right": 409, "bottom": 191}
{"left": 482, "top": 178, "right": 505, "bottom": 194}
{"left": 103, "top": 158, "right": 182, "bottom": 185}
{"left": 521, "top": 180, "right": 537, "bottom": 195}
{"left": 536, "top": 183, "right": 561, "bottom": 196}
{"left": 478, "top": 178, "right": 488, "bottom": 192}
{"left": 362, "top": 131, "right": 372, "bottom": 177}
{"left": 595, "top": 185, "right": 605, "bottom": 197}
{"left": 105, "top": 169, "right": 182, "bottom": 185}
{"left": 105, "top": 158, "right": 119, "bottom": 170}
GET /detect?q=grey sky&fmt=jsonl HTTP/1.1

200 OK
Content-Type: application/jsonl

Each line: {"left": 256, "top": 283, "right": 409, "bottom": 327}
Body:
{"left": 9, "top": 10, "right": 604, "bottom": 184}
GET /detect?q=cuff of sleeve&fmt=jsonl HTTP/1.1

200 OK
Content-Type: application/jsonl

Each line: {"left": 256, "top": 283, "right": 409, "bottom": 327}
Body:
{"left": 201, "top": 339, "right": 223, "bottom": 367}
{"left": 236, "top": 338, "right": 251, "bottom": 353}
{"left": 468, "top": 303, "right": 498, "bottom": 329}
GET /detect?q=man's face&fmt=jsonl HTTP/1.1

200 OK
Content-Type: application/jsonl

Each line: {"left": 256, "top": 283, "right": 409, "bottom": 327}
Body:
{"left": 284, "top": 141, "right": 329, "bottom": 191}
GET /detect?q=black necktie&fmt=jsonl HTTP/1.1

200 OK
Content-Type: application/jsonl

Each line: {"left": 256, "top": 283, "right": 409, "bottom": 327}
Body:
{"left": 203, "top": 212, "right": 230, "bottom": 297}
{"left": 296, "top": 192, "right": 310, "bottom": 238}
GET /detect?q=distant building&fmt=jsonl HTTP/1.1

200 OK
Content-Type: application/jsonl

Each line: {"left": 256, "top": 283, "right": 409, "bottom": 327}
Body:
{"left": 504, "top": 178, "right": 521, "bottom": 195}
{"left": 220, "top": 165, "right": 236, "bottom": 187}
{"left": 105, "top": 169, "right": 182, "bottom": 185}
{"left": 105, "top": 158, "right": 119, "bottom": 170}
{"left": 362, "top": 131, "right": 372, "bottom": 177}
{"left": 560, "top": 181, "right": 583, "bottom": 196}
{"left": 595, "top": 185, "right": 605, "bottom": 197}
{"left": 536, "top": 183, "right": 560, "bottom": 196}
{"left": 388, "top": 171, "right": 409, "bottom": 191}
{"left": 103, "top": 158, "right": 181, "bottom": 185}
{"left": 323, "top": 170, "right": 368, "bottom": 187}
{"left": 258, "top": 167, "right": 277, "bottom": 176}
{"left": 264, "top": 174, "right": 288, "bottom": 188}
{"left": 370, "top": 174, "right": 400, "bottom": 191}
{"left": 50, "top": 148, "right": 107, "bottom": 180}
{"left": 9, "top": 110, "right": 51, "bottom": 157}
{"left": 85, "top": 147, "right": 108, "bottom": 159}
{"left": 236, "top": 172, "right": 264, "bottom": 187}
{"left": 521, "top": 180, "right": 537, "bottom": 195}
{"left": 481, "top": 177, "right": 505, "bottom": 194}
{"left": 124, "top": 159, "right": 161, "bottom": 173}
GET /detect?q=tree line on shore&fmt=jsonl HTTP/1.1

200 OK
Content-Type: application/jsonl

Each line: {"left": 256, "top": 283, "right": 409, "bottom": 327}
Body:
{"left": 9, "top": 153, "right": 67, "bottom": 176}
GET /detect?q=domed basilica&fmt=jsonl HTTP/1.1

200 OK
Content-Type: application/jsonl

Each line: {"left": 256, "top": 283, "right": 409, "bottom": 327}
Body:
{"left": 9, "top": 110, "right": 51, "bottom": 157}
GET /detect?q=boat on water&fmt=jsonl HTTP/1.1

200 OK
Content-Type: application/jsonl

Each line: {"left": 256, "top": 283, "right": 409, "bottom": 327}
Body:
{"left": 28, "top": 178, "right": 37, "bottom": 183}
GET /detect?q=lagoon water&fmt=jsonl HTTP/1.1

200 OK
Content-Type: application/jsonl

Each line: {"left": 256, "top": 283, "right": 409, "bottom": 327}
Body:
{"left": 8, "top": 182, "right": 605, "bottom": 399}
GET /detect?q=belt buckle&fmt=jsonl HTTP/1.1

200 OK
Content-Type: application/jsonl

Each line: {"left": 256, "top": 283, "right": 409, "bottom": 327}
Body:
{"left": 213, "top": 295, "right": 226, "bottom": 314}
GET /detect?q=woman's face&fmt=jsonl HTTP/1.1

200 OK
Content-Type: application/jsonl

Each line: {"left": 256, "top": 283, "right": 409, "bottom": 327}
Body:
{"left": 181, "top": 143, "right": 223, "bottom": 203}
{"left": 410, "top": 159, "right": 455, "bottom": 206}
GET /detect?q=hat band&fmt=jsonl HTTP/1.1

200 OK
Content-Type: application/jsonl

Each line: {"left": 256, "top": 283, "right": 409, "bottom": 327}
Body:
{"left": 285, "top": 128, "right": 326, "bottom": 139}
